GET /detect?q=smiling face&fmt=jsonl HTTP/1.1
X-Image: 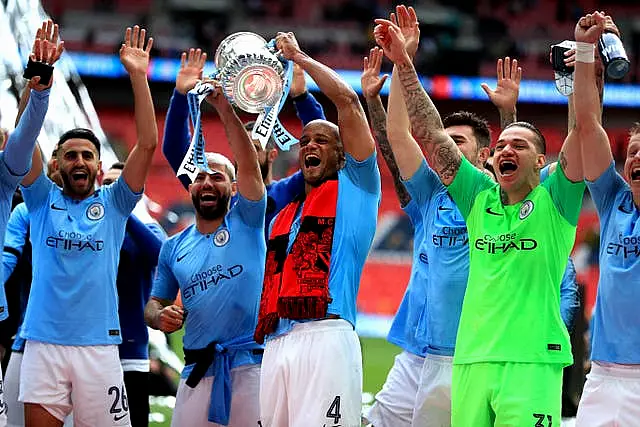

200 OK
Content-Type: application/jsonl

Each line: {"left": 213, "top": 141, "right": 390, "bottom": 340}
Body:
{"left": 54, "top": 138, "right": 101, "bottom": 199}
{"left": 494, "top": 126, "right": 545, "bottom": 193}
{"left": 188, "top": 162, "right": 235, "bottom": 221}
{"left": 624, "top": 133, "right": 640, "bottom": 188}
{"left": 298, "top": 120, "right": 345, "bottom": 187}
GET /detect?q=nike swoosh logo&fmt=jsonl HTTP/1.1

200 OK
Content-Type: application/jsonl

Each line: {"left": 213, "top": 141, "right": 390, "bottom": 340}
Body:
{"left": 438, "top": 206, "right": 452, "bottom": 211}
{"left": 177, "top": 254, "right": 187, "bottom": 262}
{"left": 50, "top": 203, "right": 66, "bottom": 211}
{"left": 485, "top": 207, "right": 502, "bottom": 216}
{"left": 113, "top": 413, "right": 128, "bottom": 422}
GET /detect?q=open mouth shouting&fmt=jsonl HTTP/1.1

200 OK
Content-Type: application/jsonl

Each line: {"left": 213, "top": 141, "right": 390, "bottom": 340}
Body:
{"left": 304, "top": 153, "right": 322, "bottom": 169}
{"left": 631, "top": 165, "right": 640, "bottom": 182}
{"left": 498, "top": 159, "right": 518, "bottom": 177}
{"left": 71, "top": 169, "right": 89, "bottom": 186}
{"left": 199, "top": 191, "right": 219, "bottom": 207}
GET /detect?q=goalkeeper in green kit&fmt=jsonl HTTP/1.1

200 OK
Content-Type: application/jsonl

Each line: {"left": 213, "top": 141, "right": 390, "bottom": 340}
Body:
{"left": 373, "top": 8, "right": 600, "bottom": 426}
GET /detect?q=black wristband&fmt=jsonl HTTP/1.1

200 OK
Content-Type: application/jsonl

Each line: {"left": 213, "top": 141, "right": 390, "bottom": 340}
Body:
{"left": 23, "top": 58, "right": 54, "bottom": 86}
{"left": 290, "top": 90, "right": 309, "bottom": 102}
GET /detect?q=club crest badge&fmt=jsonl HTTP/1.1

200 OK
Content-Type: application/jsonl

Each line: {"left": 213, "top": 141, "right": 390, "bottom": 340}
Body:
{"left": 214, "top": 229, "right": 230, "bottom": 247}
{"left": 86, "top": 202, "right": 105, "bottom": 221}
{"left": 519, "top": 200, "right": 534, "bottom": 220}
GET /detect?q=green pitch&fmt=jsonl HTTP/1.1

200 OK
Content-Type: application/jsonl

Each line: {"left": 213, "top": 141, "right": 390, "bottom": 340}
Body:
{"left": 149, "top": 335, "right": 401, "bottom": 426}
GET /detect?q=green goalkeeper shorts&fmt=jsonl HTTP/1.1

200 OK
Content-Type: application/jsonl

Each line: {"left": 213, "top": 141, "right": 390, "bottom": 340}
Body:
{"left": 451, "top": 362, "right": 563, "bottom": 427}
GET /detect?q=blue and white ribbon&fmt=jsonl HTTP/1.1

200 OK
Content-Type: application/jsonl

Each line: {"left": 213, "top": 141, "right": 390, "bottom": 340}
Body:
{"left": 177, "top": 81, "right": 215, "bottom": 182}
{"left": 251, "top": 40, "right": 298, "bottom": 151}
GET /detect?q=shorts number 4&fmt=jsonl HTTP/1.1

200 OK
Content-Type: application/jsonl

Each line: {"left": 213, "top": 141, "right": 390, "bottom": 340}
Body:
{"left": 325, "top": 396, "right": 341, "bottom": 426}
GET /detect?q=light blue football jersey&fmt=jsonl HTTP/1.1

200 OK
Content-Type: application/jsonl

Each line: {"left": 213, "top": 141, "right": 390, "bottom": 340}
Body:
{"left": 587, "top": 161, "right": 640, "bottom": 363}
{"left": 272, "top": 152, "right": 381, "bottom": 337}
{"left": 152, "top": 193, "right": 267, "bottom": 376}
{"left": 20, "top": 172, "right": 141, "bottom": 345}
{"left": 386, "top": 199, "right": 429, "bottom": 356}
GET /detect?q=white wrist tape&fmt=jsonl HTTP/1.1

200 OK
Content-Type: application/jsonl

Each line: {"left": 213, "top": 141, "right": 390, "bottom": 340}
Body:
{"left": 575, "top": 42, "right": 595, "bottom": 63}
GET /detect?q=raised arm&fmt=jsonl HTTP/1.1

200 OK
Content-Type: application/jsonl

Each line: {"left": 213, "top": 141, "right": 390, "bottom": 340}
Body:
{"left": 573, "top": 12, "right": 609, "bottom": 182}
{"left": 362, "top": 47, "right": 410, "bottom": 207}
{"left": 482, "top": 57, "right": 522, "bottom": 129}
{"left": 276, "top": 32, "right": 375, "bottom": 161}
{"left": 383, "top": 5, "right": 427, "bottom": 188}
{"left": 289, "top": 63, "right": 326, "bottom": 125}
{"left": 375, "top": 19, "right": 460, "bottom": 185}
{"left": 163, "top": 49, "right": 207, "bottom": 190}
{"left": 566, "top": 16, "right": 617, "bottom": 134}
{"left": 119, "top": 26, "right": 158, "bottom": 193}
{"left": 18, "top": 20, "right": 63, "bottom": 187}
{"left": 206, "top": 83, "right": 264, "bottom": 201}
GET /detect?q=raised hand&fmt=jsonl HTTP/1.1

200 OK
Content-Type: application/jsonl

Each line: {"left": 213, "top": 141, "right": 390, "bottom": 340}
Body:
{"left": 30, "top": 19, "right": 65, "bottom": 91}
{"left": 575, "top": 12, "right": 606, "bottom": 44}
{"left": 204, "top": 80, "right": 230, "bottom": 110}
{"left": 361, "top": 47, "right": 388, "bottom": 99}
{"left": 390, "top": 5, "right": 420, "bottom": 59}
{"left": 374, "top": 19, "right": 409, "bottom": 64}
{"left": 176, "top": 48, "right": 207, "bottom": 95}
{"left": 120, "top": 25, "right": 153, "bottom": 76}
{"left": 275, "top": 32, "right": 302, "bottom": 61}
{"left": 481, "top": 57, "right": 521, "bottom": 113}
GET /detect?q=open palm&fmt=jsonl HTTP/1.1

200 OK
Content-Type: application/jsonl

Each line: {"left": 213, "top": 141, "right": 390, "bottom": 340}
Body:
{"left": 392, "top": 5, "right": 420, "bottom": 59}
{"left": 481, "top": 57, "right": 521, "bottom": 112}
{"left": 176, "top": 48, "right": 207, "bottom": 95}
{"left": 361, "top": 47, "right": 388, "bottom": 99}
{"left": 120, "top": 25, "right": 153, "bottom": 76}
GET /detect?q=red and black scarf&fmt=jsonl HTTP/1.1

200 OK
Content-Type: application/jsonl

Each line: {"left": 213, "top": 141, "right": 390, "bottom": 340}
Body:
{"left": 254, "top": 178, "right": 338, "bottom": 344}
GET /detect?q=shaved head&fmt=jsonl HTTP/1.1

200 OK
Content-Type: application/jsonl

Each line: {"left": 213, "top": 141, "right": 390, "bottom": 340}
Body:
{"left": 304, "top": 120, "right": 340, "bottom": 141}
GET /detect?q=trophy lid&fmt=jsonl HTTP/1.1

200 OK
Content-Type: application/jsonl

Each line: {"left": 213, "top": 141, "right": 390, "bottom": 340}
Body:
{"left": 214, "top": 32, "right": 270, "bottom": 70}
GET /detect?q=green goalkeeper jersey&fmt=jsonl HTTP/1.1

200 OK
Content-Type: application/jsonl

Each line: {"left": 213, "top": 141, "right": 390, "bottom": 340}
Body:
{"left": 447, "top": 158, "right": 585, "bottom": 365}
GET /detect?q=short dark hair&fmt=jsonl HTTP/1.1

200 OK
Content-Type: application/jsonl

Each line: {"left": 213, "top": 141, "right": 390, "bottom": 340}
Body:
{"left": 504, "top": 121, "right": 546, "bottom": 155}
{"left": 109, "top": 161, "right": 125, "bottom": 171}
{"left": 56, "top": 128, "right": 101, "bottom": 157}
{"left": 443, "top": 112, "right": 491, "bottom": 149}
{"left": 629, "top": 122, "right": 640, "bottom": 138}
{"left": 244, "top": 121, "right": 275, "bottom": 150}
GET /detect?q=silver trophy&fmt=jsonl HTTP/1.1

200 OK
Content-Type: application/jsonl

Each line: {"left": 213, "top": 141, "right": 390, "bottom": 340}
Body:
{"left": 214, "top": 32, "right": 285, "bottom": 114}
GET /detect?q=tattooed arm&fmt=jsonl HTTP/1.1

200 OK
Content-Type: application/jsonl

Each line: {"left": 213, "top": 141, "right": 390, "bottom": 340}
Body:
{"left": 367, "top": 94, "right": 411, "bottom": 206}
{"left": 375, "top": 20, "right": 461, "bottom": 185}
{"left": 361, "top": 47, "right": 411, "bottom": 206}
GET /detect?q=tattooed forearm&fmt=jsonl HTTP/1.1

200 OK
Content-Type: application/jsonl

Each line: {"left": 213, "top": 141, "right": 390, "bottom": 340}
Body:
{"left": 435, "top": 145, "right": 462, "bottom": 181}
{"left": 499, "top": 109, "right": 516, "bottom": 130}
{"left": 395, "top": 60, "right": 461, "bottom": 184}
{"left": 366, "top": 95, "right": 411, "bottom": 206}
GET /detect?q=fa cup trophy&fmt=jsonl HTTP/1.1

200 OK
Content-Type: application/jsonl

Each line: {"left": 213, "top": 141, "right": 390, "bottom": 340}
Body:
{"left": 177, "top": 32, "right": 298, "bottom": 182}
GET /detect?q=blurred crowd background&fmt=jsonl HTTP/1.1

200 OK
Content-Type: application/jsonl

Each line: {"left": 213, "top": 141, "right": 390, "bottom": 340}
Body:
{"left": 1, "top": 0, "right": 639, "bottom": 424}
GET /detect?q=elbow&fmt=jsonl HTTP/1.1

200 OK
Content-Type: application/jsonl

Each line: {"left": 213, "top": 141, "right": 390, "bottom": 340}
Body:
{"left": 334, "top": 88, "right": 360, "bottom": 110}
{"left": 139, "top": 135, "right": 159, "bottom": 153}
